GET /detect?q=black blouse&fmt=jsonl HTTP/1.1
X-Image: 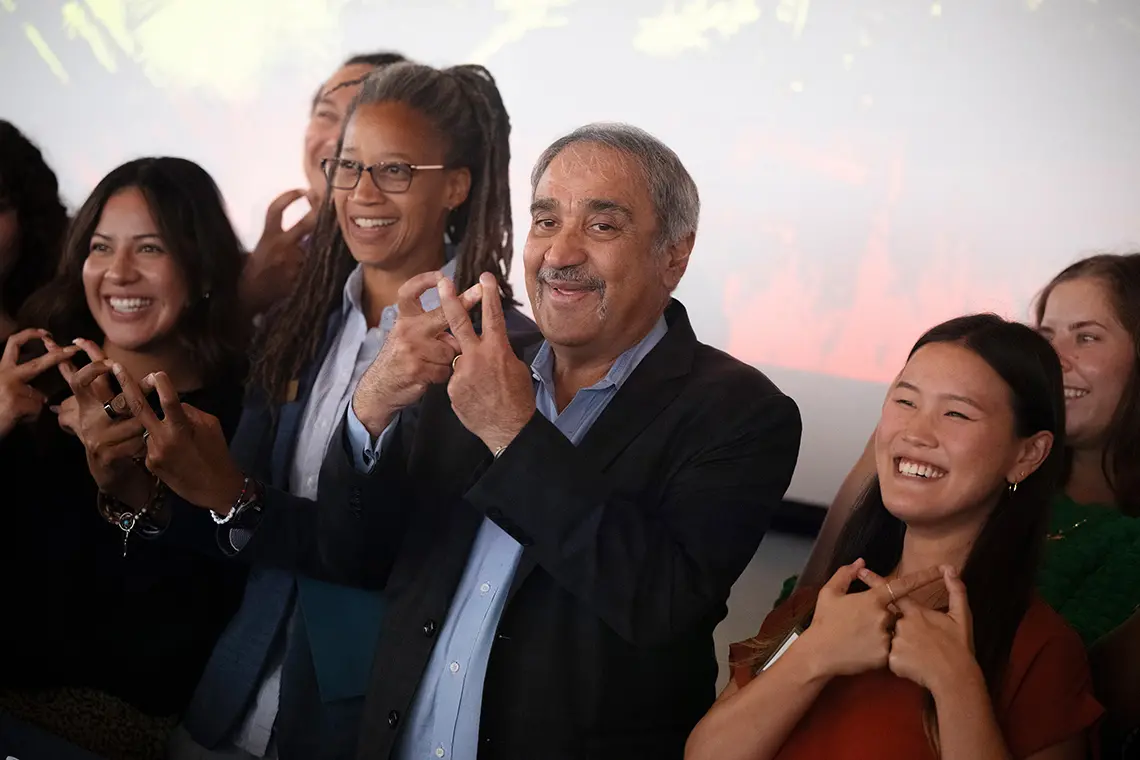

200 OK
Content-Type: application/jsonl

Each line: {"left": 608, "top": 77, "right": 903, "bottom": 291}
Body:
{"left": 0, "top": 378, "right": 248, "bottom": 717}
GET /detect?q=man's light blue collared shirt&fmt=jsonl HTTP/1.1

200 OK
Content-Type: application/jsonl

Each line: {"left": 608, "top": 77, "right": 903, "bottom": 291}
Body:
{"left": 345, "top": 315, "right": 668, "bottom": 760}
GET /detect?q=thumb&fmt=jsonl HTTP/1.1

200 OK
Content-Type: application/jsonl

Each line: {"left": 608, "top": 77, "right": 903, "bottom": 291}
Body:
{"left": 821, "top": 558, "right": 865, "bottom": 596}
{"left": 944, "top": 566, "right": 971, "bottom": 627}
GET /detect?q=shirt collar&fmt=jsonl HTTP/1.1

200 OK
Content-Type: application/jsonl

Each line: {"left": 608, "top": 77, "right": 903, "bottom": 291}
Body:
{"left": 530, "top": 315, "right": 669, "bottom": 394}
{"left": 342, "top": 245, "right": 458, "bottom": 318}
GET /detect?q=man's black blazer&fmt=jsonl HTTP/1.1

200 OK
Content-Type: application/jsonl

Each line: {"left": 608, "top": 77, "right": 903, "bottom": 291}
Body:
{"left": 245, "top": 299, "right": 803, "bottom": 760}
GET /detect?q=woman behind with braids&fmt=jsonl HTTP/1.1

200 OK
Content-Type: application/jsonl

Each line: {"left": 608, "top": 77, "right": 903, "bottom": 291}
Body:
{"left": 169, "top": 62, "right": 536, "bottom": 760}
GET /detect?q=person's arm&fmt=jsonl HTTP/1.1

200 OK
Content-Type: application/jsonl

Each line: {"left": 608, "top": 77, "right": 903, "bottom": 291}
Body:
{"left": 465, "top": 391, "right": 802, "bottom": 646}
{"left": 795, "top": 431, "right": 875, "bottom": 589}
{"left": 928, "top": 664, "right": 1014, "bottom": 760}
{"left": 235, "top": 408, "right": 409, "bottom": 588}
{"left": 685, "top": 629, "right": 832, "bottom": 760}
{"left": 1090, "top": 607, "right": 1140, "bottom": 731}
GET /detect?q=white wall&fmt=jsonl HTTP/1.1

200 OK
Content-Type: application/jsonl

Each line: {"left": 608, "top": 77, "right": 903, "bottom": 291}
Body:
{"left": 3, "top": 0, "right": 1139, "bottom": 505}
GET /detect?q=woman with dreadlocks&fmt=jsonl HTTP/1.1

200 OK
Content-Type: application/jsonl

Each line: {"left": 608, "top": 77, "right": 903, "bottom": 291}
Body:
{"left": 164, "top": 62, "right": 535, "bottom": 760}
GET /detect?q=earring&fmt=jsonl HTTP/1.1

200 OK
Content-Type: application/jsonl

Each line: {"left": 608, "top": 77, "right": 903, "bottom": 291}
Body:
{"left": 1008, "top": 480, "right": 1018, "bottom": 494}
{"left": 203, "top": 290, "right": 211, "bottom": 300}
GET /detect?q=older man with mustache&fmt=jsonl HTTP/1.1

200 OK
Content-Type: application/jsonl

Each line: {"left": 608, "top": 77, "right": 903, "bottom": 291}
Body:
{"left": 144, "top": 123, "right": 803, "bottom": 760}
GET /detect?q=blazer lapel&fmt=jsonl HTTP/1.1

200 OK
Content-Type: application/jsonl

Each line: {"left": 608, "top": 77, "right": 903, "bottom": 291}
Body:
{"left": 269, "top": 311, "right": 343, "bottom": 488}
{"left": 504, "top": 301, "right": 697, "bottom": 605}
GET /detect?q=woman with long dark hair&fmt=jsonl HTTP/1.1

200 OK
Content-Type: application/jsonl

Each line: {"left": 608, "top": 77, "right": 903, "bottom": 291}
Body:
{"left": 686, "top": 315, "right": 1101, "bottom": 760}
{"left": 0, "top": 157, "right": 248, "bottom": 760}
{"left": 162, "top": 61, "right": 535, "bottom": 760}
{"left": 790, "top": 254, "right": 1140, "bottom": 748}
{"left": 0, "top": 120, "right": 69, "bottom": 339}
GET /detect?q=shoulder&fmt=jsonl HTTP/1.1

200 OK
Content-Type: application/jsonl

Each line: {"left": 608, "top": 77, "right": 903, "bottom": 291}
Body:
{"left": 997, "top": 596, "right": 1103, "bottom": 757}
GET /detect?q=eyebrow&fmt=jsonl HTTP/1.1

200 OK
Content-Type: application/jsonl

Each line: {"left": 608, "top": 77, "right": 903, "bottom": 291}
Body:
{"left": 92, "top": 232, "right": 162, "bottom": 241}
{"left": 895, "top": 380, "right": 986, "bottom": 411}
{"left": 1038, "top": 319, "right": 1110, "bottom": 334}
{"left": 529, "top": 196, "right": 634, "bottom": 219}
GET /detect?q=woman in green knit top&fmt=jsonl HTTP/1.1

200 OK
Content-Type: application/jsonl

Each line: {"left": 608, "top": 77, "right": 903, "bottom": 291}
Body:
{"left": 788, "top": 253, "right": 1140, "bottom": 738}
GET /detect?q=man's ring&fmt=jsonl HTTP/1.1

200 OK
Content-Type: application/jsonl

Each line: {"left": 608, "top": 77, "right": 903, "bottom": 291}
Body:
{"left": 452, "top": 355, "right": 461, "bottom": 372}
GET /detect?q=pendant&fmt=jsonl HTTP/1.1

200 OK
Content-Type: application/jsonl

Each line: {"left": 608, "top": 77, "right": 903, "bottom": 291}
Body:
{"left": 118, "top": 512, "right": 136, "bottom": 557}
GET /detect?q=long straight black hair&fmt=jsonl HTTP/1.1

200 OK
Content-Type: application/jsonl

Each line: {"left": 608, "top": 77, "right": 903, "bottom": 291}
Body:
{"left": 748, "top": 314, "right": 1064, "bottom": 738}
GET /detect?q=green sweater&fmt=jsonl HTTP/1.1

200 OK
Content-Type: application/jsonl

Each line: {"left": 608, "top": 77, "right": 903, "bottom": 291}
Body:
{"left": 1038, "top": 494, "right": 1140, "bottom": 645}
{"left": 777, "top": 494, "right": 1140, "bottom": 645}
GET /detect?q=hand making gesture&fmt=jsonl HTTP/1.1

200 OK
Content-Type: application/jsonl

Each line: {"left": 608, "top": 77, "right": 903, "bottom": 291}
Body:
{"left": 799, "top": 559, "right": 945, "bottom": 679}
{"left": 58, "top": 339, "right": 151, "bottom": 505}
{"left": 239, "top": 189, "right": 318, "bottom": 314}
{"left": 110, "top": 363, "right": 245, "bottom": 515}
{"left": 351, "top": 270, "right": 483, "bottom": 437}
{"left": 882, "top": 565, "right": 977, "bottom": 695}
{"left": 440, "top": 272, "right": 536, "bottom": 454}
{"left": 0, "top": 328, "right": 79, "bottom": 439}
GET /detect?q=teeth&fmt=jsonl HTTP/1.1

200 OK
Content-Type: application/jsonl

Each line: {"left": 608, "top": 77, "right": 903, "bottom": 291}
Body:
{"left": 897, "top": 458, "right": 947, "bottom": 480}
{"left": 352, "top": 217, "right": 396, "bottom": 229}
{"left": 1064, "top": 388, "right": 1089, "bottom": 399}
{"left": 108, "top": 297, "right": 153, "bottom": 313}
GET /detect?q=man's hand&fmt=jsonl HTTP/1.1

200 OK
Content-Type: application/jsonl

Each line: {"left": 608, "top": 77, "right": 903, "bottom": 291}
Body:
{"left": 443, "top": 272, "right": 536, "bottom": 453}
{"left": 351, "top": 271, "right": 484, "bottom": 437}
{"left": 239, "top": 189, "right": 317, "bottom": 314}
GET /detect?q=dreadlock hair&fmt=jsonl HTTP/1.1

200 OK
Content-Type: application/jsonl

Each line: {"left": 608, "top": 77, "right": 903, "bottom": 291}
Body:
{"left": 252, "top": 62, "right": 515, "bottom": 406}
{"left": 309, "top": 52, "right": 408, "bottom": 113}
{"left": 0, "top": 121, "right": 69, "bottom": 319}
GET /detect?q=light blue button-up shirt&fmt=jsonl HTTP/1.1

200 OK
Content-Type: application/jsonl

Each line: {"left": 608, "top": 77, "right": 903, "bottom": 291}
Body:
{"left": 231, "top": 256, "right": 456, "bottom": 758}
{"left": 346, "top": 315, "right": 668, "bottom": 760}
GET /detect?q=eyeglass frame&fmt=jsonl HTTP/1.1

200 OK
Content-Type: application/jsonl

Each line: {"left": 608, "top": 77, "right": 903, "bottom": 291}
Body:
{"left": 320, "top": 157, "right": 448, "bottom": 194}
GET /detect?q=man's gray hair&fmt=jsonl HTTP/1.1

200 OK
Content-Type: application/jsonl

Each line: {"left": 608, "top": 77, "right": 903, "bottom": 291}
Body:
{"left": 530, "top": 123, "right": 700, "bottom": 250}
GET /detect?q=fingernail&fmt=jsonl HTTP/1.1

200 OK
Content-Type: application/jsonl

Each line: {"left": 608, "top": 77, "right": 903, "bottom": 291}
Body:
{"left": 144, "top": 373, "right": 156, "bottom": 383}
{"left": 112, "top": 363, "right": 123, "bottom": 375}
{"left": 72, "top": 338, "right": 83, "bottom": 346}
{"left": 857, "top": 568, "right": 870, "bottom": 579}
{"left": 946, "top": 566, "right": 958, "bottom": 578}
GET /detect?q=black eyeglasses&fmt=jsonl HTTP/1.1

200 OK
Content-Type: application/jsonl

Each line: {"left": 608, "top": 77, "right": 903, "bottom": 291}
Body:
{"left": 320, "top": 158, "right": 446, "bottom": 194}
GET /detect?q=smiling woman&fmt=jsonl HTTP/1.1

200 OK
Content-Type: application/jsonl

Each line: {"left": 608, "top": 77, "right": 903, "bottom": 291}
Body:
{"left": 686, "top": 314, "right": 1102, "bottom": 760}
{"left": 0, "top": 157, "right": 250, "bottom": 759}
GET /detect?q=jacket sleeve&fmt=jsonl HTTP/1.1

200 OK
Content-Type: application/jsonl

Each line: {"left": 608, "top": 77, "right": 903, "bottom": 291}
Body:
{"left": 236, "top": 407, "right": 418, "bottom": 589}
{"left": 464, "top": 390, "right": 803, "bottom": 647}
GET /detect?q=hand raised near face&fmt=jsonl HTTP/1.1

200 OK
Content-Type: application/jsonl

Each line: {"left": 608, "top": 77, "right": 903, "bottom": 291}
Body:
{"left": 442, "top": 273, "right": 536, "bottom": 454}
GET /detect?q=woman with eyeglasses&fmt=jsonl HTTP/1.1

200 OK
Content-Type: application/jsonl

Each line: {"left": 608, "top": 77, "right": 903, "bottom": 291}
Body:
{"left": 168, "top": 62, "right": 536, "bottom": 760}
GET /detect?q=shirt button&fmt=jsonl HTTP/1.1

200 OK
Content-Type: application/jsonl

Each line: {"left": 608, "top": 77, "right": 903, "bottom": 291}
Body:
{"left": 387, "top": 710, "right": 400, "bottom": 729}
{"left": 449, "top": 661, "right": 460, "bottom": 674}
{"left": 435, "top": 748, "right": 445, "bottom": 758}
{"left": 479, "top": 582, "right": 491, "bottom": 595}
{"left": 422, "top": 619, "right": 437, "bottom": 637}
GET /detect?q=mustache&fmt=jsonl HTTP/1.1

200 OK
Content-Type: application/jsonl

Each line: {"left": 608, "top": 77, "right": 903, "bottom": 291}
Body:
{"left": 537, "top": 266, "right": 606, "bottom": 290}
